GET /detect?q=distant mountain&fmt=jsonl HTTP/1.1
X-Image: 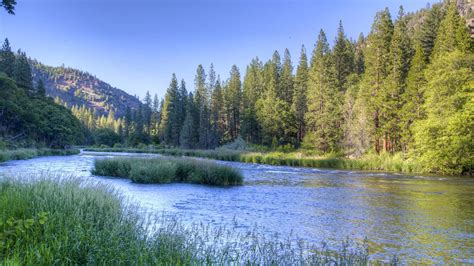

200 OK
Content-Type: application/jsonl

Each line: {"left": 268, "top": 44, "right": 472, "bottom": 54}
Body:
{"left": 30, "top": 60, "right": 142, "bottom": 117}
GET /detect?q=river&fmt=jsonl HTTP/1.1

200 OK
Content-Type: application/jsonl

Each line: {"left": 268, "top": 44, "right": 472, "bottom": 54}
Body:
{"left": 0, "top": 151, "right": 473, "bottom": 263}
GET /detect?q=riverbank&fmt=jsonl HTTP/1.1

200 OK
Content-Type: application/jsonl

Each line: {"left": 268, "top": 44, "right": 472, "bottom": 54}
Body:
{"left": 0, "top": 176, "right": 370, "bottom": 264}
{"left": 84, "top": 147, "right": 428, "bottom": 175}
{"left": 0, "top": 148, "right": 80, "bottom": 163}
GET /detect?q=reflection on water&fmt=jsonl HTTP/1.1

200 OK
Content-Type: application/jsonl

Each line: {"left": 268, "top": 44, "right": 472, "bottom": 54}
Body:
{"left": 0, "top": 151, "right": 473, "bottom": 263}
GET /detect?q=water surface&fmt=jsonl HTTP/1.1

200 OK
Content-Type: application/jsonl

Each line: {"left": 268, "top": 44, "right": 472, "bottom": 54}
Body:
{"left": 1, "top": 151, "right": 473, "bottom": 263}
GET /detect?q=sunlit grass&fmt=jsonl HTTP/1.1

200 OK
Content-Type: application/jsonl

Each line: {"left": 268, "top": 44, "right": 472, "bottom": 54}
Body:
{"left": 93, "top": 156, "right": 243, "bottom": 186}
{"left": 0, "top": 175, "right": 372, "bottom": 264}
{"left": 85, "top": 147, "right": 424, "bottom": 174}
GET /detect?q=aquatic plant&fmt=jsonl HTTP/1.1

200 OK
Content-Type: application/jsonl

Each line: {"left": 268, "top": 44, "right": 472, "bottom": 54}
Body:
{"left": 92, "top": 156, "right": 244, "bottom": 186}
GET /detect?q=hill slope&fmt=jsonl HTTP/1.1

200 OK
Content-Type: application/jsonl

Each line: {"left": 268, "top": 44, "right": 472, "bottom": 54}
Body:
{"left": 30, "top": 60, "right": 142, "bottom": 117}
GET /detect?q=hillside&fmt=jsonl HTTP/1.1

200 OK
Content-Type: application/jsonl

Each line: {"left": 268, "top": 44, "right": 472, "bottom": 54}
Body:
{"left": 30, "top": 60, "right": 142, "bottom": 117}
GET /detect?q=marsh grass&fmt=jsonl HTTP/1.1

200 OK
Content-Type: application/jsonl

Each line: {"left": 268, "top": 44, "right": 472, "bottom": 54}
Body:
{"left": 93, "top": 156, "right": 244, "bottom": 186}
{"left": 0, "top": 175, "right": 374, "bottom": 264}
{"left": 85, "top": 147, "right": 425, "bottom": 174}
{"left": 0, "top": 148, "right": 80, "bottom": 163}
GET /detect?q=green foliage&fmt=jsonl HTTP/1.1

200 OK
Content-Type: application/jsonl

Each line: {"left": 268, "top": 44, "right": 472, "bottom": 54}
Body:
{"left": 412, "top": 50, "right": 473, "bottom": 175}
{"left": 93, "top": 156, "right": 243, "bottom": 186}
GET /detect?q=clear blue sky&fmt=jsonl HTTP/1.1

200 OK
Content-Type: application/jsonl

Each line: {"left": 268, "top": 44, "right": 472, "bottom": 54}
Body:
{"left": 0, "top": 0, "right": 434, "bottom": 99}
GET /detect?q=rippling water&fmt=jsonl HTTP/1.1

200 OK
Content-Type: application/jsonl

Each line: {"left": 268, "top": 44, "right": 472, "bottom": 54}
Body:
{"left": 1, "top": 151, "right": 473, "bottom": 263}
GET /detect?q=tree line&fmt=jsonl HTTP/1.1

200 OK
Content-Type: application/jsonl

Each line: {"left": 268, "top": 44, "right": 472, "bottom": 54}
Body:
{"left": 117, "top": 1, "right": 469, "bottom": 174}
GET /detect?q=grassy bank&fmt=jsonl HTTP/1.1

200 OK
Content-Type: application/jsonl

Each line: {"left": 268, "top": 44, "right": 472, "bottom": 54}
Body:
{"left": 0, "top": 148, "right": 80, "bottom": 163}
{"left": 93, "top": 156, "right": 243, "bottom": 186}
{"left": 85, "top": 147, "right": 425, "bottom": 174}
{"left": 0, "top": 176, "right": 371, "bottom": 264}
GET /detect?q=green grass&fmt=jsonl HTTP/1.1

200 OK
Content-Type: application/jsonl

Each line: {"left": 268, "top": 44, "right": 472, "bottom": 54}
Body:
{"left": 0, "top": 148, "right": 80, "bottom": 163}
{"left": 85, "top": 147, "right": 427, "bottom": 175}
{"left": 93, "top": 156, "right": 244, "bottom": 186}
{"left": 0, "top": 176, "right": 372, "bottom": 264}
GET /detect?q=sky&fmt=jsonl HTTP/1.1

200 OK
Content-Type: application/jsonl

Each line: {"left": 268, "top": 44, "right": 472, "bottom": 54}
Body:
{"left": 0, "top": 0, "right": 435, "bottom": 99}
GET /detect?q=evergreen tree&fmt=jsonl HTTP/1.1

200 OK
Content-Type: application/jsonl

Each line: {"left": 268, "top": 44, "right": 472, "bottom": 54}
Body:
{"left": 333, "top": 21, "right": 355, "bottom": 91}
{"left": 418, "top": 3, "right": 444, "bottom": 62}
{"left": 241, "top": 58, "right": 264, "bottom": 143}
{"left": 159, "top": 74, "right": 179, "bottom": 146}
{"left": 123, "top": 106, "right": 132, "bottom": 145}
{"left": 354, "top": 33, "right": 366, "bottom": 75}
{"left": 291, "top": 45, "right": 308, "bottom": 144}
{"left": 280, "top": 48, "right": 294, "bottom": 104}
{"left": 36, "top": 78, "right": 46, "bottom": 97}
{"left": 304, "top": 29, "right": 341, "bottom": 152}
{"left": 0, "top": 38, "right": 15, "bottom": 77}
{"left": 13, "top": 50, "right": 33, "bottom": 92}
{"left": 143, "top": 90, "right": 152, "bottom": 135}
{"left": 210, "top": 79, "right": 226, "bottom": 147}
{"left": 432, "top": 1, "right": 472, "bottom": 59}
{"left": 400, "top": 43, "right": 426, "bottom": 150}
{"left": 381, "top": 6, "right": 412, "bottom": 152}
{"left": 224, "top": 65, "right": 242, "bottom": 141}
{"left": 358, "top": 8, "right": 393, "bottom": 153}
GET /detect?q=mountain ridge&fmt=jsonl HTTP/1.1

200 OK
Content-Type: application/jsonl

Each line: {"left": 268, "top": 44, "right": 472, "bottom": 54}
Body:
{"left": 30, "top": 59, "right": 142, "bottom": 117}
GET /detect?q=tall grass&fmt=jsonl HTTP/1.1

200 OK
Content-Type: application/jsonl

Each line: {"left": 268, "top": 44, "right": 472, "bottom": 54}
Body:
{"left": 0, "top": 148, "right": 80, "bottom": 163}
{"left": 85, "top": 147, "right": 426, "bottom": 174}
{"left": 0, "top": 176, "right": 372, "bottom": 264}
{"left": 93, "top": 156, "right": 244, "bottom": 186}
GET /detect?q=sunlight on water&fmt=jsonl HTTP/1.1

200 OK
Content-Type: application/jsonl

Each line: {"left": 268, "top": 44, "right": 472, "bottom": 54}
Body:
{"left": 1, "top": 151, "right": 473, "bottom": 263}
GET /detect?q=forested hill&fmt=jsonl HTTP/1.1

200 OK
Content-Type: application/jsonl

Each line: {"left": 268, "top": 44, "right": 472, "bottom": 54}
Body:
{"left": 30, "top": 61, "right": 142, "bottom": 117}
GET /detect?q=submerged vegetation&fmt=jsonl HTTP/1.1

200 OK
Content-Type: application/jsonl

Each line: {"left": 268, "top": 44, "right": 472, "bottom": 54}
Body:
{"left": 93, "top": 156, "right": 243, "bottom": 186}
{"left": 0, "top": 148, "right": 80, "bottom": 163}
{"left": 0, "top": 176, "right": 372, "bottom": 264}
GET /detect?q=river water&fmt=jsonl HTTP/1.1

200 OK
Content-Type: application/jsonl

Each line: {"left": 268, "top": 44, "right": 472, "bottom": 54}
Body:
{"left": 0, "top": 151, "right": 473, "bottom": 263}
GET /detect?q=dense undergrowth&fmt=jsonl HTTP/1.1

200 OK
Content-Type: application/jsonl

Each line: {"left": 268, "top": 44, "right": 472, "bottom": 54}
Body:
{"left": 93, "top": 156, "right": 243, "bottom": 186}
{"left": 0, "top": 149, "right": 80, "bottom": 163}
{"left": 85, "top": 147, "right": 429, "bottom": 175}
{"left": 0, "top": 176, "right": 372, "bottom": 264}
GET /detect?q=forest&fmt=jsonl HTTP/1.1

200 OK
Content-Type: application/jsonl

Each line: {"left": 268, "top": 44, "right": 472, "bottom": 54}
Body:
{"left": 0, "top": 1, "right": 472, "bottom": 174}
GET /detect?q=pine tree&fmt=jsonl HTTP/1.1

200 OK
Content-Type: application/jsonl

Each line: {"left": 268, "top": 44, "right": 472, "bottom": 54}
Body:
{"left": 13, "top": 50, "right": 33, "bottom": 92}
{"left": 304, "top": 29, "right": 342, "bottom": 152}
{"left": 354, "top": 33, "right": 366, "bottom": 75}
{"left": 280, "top": 48, "right": 294, "bottom": 104}
{"left": 0, "top": 38, "right": 15, "bottom": 77}
{"left": 381, "top": 6, "right": 412, "bottom": 152}
{"left": 210, "top": 79, "right": 226, "bottom": 147}
{"left": 159, "top": 74, "right": 180, "bottom": 146}
{"left": 224, "top": 65, "right": 242, "bottom": 141}
{"left": 241, "top": 58, "right": 264, "bottom": 143}
{"left": 358, "top": 8, "right": 393, "bottom": 153}
{"left": 36, "top": 78, "right": 46, "bottom": 97}
{"left": 143, "top": 90, "right": 152, "bottom": 135}
{"left": 400, "top": 43, "right": 426, "bottom": 150}
{"left": 418, "top": 3, "right": 444, "bottom": 62}
{"left": 431, "top": 1, "right": 472, "bottom": 59}
{"left": 291, "top": 45, "right": 308, "bottom": 144}
{"left": 333, "top": 21, "right": 355, "bottom": 92}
